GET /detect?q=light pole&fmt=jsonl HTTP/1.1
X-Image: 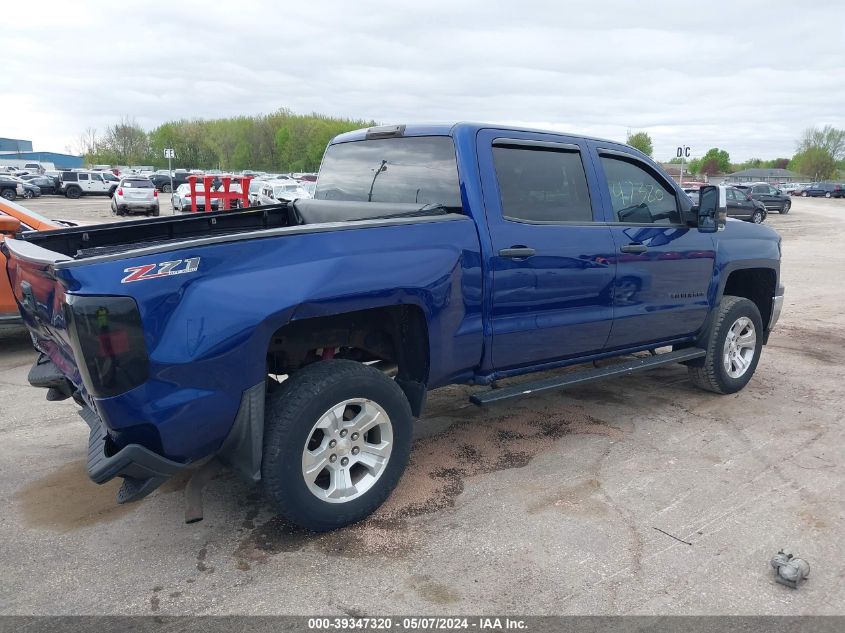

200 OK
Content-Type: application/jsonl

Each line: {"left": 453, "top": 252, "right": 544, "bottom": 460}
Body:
{"left": 677, "top": 145, "right": 691, "bottom": 185}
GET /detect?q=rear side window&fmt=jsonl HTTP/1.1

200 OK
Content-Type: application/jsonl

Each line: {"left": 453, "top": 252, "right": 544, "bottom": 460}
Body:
{"left": 62, "top": 172, "right": 78, "bottom": 182}
{"left": 600, "top": 155, "right": 681, "bottom": 225}
{"left": 316, "top": 136, "right": 462, "bottom": 207}
{"left": 492, "top": 145, "right": 593, "bottom": 223}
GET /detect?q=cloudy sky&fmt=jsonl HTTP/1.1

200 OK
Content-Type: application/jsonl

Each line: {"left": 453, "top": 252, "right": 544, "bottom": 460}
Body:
{"left": 6, "top": 0, "right": 844, "bottom": 162}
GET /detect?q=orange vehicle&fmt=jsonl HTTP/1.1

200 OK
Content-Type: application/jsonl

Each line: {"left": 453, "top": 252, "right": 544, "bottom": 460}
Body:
{"left": 0, "top": 198, "right": 62, "bottom": 330}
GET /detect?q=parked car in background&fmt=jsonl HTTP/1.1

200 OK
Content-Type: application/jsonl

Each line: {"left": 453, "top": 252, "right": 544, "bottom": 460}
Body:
{"left": 735, "top": 182, "right": 791, "bottom": 214}
{"left": 20, "top": 174, "right": 58, "bottom": 195}
{"left": 800, "top": 182, "right": 844, "bottom": 198}
{"left": 150, "top": 171, "right": 192, "bottom": 192}
{"left": 0, "top": 176, "right": 24, "bottom": 201}
{"left": 726, "top": 187, "right": 767, "bottom": 223}
{"left": 779, "top": 182, "right": 803, "bottom": 195}
{"left": 258, "top": 180, "right": 313, "bottom": 204}
{"left": 248, "top": 179, "right": 265, "bottom": 205}
{"left": 111, "top": 177, "right": 160, "bottom": 216}
{"left": 172, "top": 182, "right": 218, "bottom": 212}
{"left": 59, "top": 170, "right": 119, "bottom": 198}
{"left": 15, "top": 177, "right": 41, "bottom": 199}
{"left": 686, "top": 186, "right": 767, "bottom": 223}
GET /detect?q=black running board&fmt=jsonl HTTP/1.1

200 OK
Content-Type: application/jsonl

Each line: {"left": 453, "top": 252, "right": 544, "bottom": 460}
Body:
{"left": 470, "top": 348, "right": 706, "bottom": 406}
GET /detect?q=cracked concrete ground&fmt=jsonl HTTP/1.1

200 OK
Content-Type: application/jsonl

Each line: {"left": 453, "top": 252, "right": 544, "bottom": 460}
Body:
{"left": 1, "top": 196, "right": 843, "bottom": 615}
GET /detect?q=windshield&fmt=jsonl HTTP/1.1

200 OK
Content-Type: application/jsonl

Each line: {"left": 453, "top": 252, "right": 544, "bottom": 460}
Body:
{"left": 315, "top": 136, "right": 462, "bottom": 207}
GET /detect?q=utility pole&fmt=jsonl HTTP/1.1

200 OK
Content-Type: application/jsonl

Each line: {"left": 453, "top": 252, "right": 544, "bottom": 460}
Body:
{"left": 164, "top": 148, "right": 175, "bottom": 213}
{"left": 676, "top": 145, "right": 691, "bottom": 185}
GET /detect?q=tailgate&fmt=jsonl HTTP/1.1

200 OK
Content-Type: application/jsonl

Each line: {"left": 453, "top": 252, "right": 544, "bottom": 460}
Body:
{"left": 3, "top": 238, "right": 82, "bottom": 390}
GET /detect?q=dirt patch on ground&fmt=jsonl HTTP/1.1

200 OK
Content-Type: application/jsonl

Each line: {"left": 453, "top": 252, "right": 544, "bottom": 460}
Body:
{"left": 14, "top": 459, "right": 136, "bottom": 531}
{"left": 236, "top": 401, "right": 623, "bottom": 563}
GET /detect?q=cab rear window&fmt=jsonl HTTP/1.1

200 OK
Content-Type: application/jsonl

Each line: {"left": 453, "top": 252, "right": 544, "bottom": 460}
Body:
{"left": 315, "top": 136, "right": 462, "bottom": 208}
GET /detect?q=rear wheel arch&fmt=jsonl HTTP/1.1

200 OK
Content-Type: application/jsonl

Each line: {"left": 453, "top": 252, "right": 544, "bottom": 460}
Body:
{"left": 265, "top": 304, "right": 431, "bottom": 416}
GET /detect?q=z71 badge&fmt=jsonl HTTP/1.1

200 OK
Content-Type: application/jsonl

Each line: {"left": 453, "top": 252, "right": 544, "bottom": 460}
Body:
{"left": 121, "top": 257, "right": 201, "bottom": 283}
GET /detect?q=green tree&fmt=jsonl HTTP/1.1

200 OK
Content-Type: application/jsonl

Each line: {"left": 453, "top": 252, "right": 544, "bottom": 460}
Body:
{"left": 790, "top": 147, "right": 836, "bottom": 180}
{"left": 797, "top": 125, "right": 845, "bottom": 160}
{"left": 83, "top": 109, "right": 374, "bottom": 171}
{"left": 699, "top": 148, "right": 731, "bottom": 174}
{"left": 626, "top": 131, "right": 653, "bottom": 157}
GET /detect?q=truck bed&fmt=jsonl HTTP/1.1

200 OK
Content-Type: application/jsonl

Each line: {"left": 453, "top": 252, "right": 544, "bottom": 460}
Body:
{"left": 17, "top": 200, "right": 454, "bottom": 262}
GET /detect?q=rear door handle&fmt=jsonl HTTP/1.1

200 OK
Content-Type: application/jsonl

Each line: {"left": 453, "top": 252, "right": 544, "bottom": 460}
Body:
{"left": 620, "top": 243, "right": 648, "bottom": 254}
{"left": 499, "top": 247, "right": 536, "bottom": 259}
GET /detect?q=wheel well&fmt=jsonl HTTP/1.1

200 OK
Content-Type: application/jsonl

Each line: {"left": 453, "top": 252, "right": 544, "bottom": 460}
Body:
{"left": 723, "top": 268, "right": 776, "bottom": 327}
{"left": 267, "top": 305, "right": 430, "bottom": 415}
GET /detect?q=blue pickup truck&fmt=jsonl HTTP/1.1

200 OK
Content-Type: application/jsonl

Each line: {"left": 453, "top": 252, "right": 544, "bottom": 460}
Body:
{"left": 2, "top": 123, "right": 783, "bottom": 531}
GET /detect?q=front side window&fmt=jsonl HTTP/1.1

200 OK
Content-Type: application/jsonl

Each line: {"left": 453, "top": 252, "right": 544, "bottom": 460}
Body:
{"left": 316, "top": 136, "right": 461, "bottom": 207}
{"left": 492, "top": 145, "right": 593, "bottom": 223}
{"left": 600, "top": 155, "right": 681, "bottom": 224}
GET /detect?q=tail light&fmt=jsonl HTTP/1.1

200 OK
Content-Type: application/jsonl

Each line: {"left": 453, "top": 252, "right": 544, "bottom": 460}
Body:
{"left": 153, "top": 189, "right": 158, "bottom": 197}
{"left": 65, "top": 296, "right": 149, "bottom": 397}
{"left": 117, "top": 188, "right": 123, "bottom": 196}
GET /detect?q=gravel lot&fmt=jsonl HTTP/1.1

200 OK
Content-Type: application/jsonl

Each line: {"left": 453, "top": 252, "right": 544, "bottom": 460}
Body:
{"left": 1, "top": 196, "right": 843, "bottom": 615}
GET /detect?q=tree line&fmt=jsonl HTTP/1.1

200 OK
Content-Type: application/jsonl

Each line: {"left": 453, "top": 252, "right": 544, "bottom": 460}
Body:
{"left": 75, "top": 109, "right": 375, "bottom": 172}
{"left": 626, "top": 125, "right": 845, "bottom": 180}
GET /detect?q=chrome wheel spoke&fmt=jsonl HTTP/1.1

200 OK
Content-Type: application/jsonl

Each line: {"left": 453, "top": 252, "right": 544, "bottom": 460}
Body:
{"left": 355, "top": 445, "right": 390, "bottom": 473}
{"left": 351, "top": 403, "right": 382, "bottom": 434}
{"left": 302, "top": 445, "right": 331, "bottom": 482}
{"left": 328, "top": 466, "right": 355, "bottom": 498}
{"left": 736, "top": 331, "right": 755, "bottom": 349}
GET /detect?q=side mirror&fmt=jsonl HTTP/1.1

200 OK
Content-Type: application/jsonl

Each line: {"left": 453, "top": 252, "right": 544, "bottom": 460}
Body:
{"left": 697, "top": 185, "right": 726, "bottom": 233}
{"left": 0, "top": 215, "right": 22, "bottom": 237}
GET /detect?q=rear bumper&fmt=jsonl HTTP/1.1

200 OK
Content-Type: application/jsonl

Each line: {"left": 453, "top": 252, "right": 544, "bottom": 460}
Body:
{"left": 117, "top": 200, "right": 158, "bottom": 208}
{"left": 80, "top": 405, "right": 184, "bottom": 502}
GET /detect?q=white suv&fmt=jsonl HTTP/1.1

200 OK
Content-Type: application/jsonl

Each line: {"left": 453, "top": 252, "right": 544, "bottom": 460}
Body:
{"left": 60, "top": 170, "right": 120, "bottom": 199}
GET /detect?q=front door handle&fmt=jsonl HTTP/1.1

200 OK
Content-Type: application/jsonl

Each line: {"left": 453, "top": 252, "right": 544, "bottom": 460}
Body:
{"left": 499, "top": 246, "right": 536, "bottom": 259}
{"left": 620, "top": 243, "right": 648, "bottom": 254}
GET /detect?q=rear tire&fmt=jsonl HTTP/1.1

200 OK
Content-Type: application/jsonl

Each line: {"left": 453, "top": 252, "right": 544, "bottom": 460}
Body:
{"left": 65, "top": 186, "right": 81, "bottom": 199}
{"left": 262, "top": 360, "right": 412, "bottom": 532}
{"left": 825, "top": 192, "right": 831, "bottom": 198}
{"left": 23, "top": 190, "right": 34, "bottom": 199}
{"left": 689, "top": 296, "right": 763, "bottom": 394}
{"left": 751, "top": 209, "right": 763, "bottom": 223}
{"left": 162, "top": 184, "right": 172, "bottom": 193}
{"left": 1, "top": 188, "right": 16, "bottom": 200}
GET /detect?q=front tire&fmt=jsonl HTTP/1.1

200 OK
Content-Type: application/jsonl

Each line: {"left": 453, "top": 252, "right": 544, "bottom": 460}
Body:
{"left": 780, "top": 201, "right": 790, "bottom": 214}
{"left": 801, "top": 192, "right": 808, "bottom": 197}
{"left": 23, "top": 190, "right": 34, "bottom": 199}
{"left": 689, "top": 296, "right": 763, "bottom": 394}
{"left": 825, "top": 192, "right": 831, "bottom": 198}
{"left": 162, "top": 184, "right": 172, "bottom": 193}
{"left": 262, "top": 360, "right": 412, "bottom": 532}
